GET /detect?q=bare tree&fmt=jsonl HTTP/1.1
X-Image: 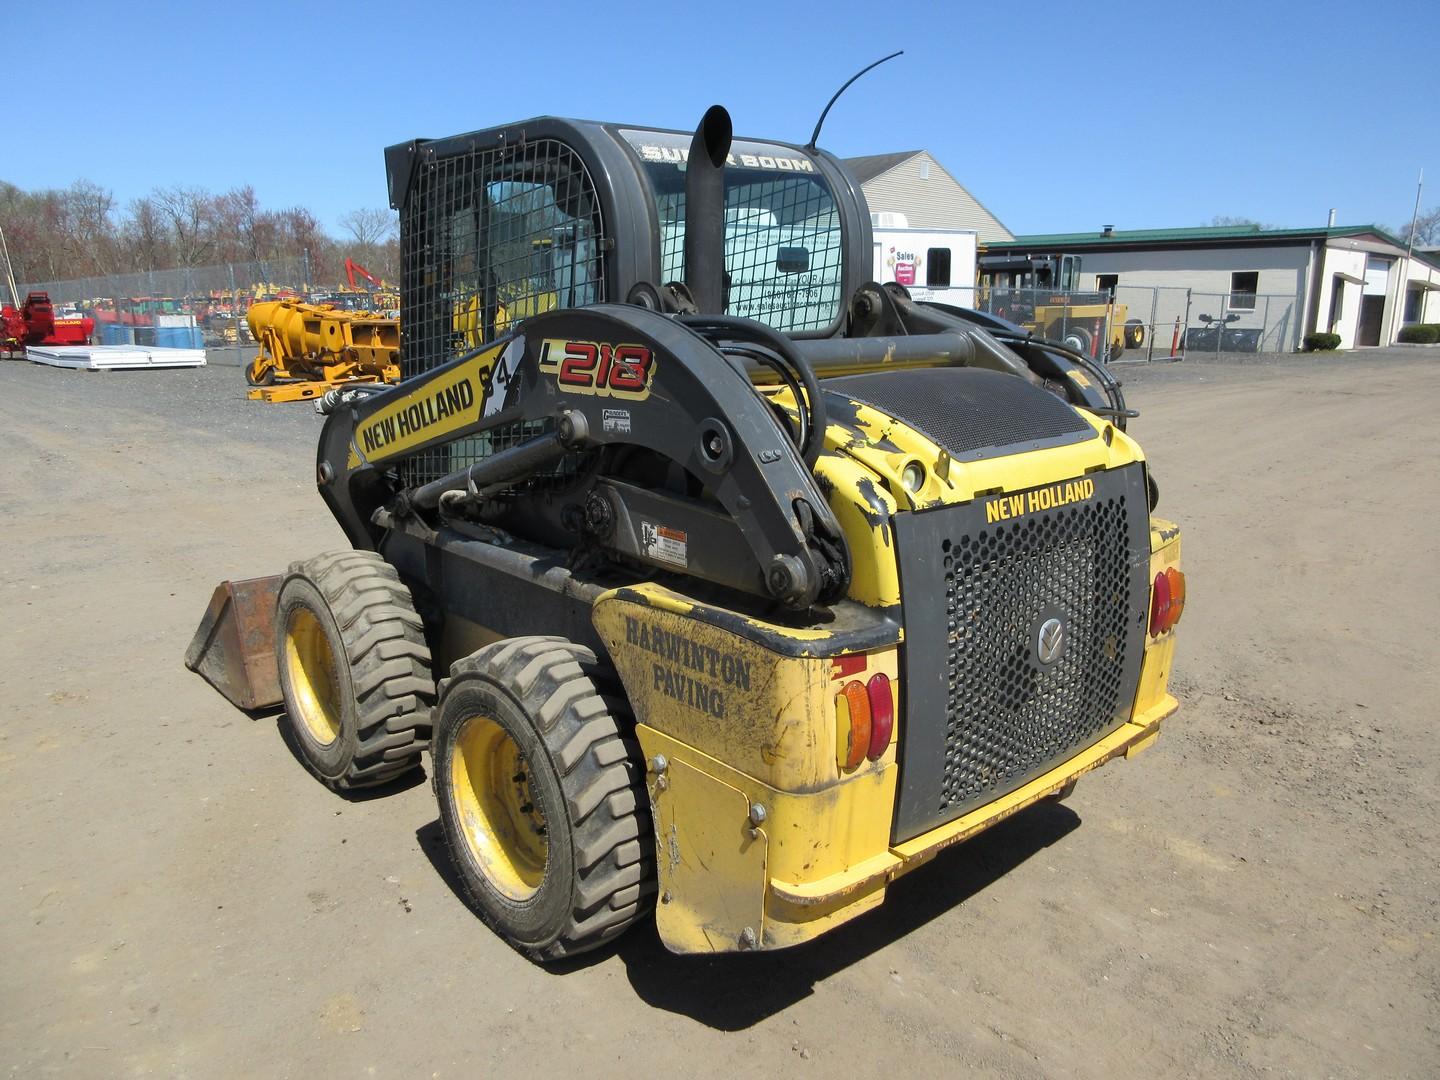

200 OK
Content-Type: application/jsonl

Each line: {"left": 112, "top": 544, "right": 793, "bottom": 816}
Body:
{"left": 216, "top": 185, "right": 265, "bottom": 264}
{"left": 154, "top": 186, "right": 218, "bottom": 267}
{"left": 338, "top": 207, "right": 397, "bottom": 248}
{"left": 61, "top": 180, "right": 118, "bottom": 275}
{"left": 1205, "top": 215, "right": 1273, "bottom": 229}
{"left": 276, "top": 207, "right": 327, "bottom": 281}
{"left": 1394, "top": 207, "right": 1440, "bottom": 248}
{"left": 123, "top": 196, "right": 172, "bottom": 272}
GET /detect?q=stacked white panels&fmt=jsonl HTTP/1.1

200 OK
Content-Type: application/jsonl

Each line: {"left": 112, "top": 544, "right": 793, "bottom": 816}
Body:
{"left": 26, "top": 345, "right": 207, "bottom": 370}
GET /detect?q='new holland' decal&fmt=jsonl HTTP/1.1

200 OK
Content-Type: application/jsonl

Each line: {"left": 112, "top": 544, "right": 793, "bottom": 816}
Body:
{"left": 984, "top": 478, "right": 1095, "bottom": 524}
{"left": 346, "top": 338, "right": 523, "bottom": 468}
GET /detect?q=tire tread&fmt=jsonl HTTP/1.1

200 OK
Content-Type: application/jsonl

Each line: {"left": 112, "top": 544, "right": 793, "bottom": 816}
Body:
{"left": 282, "top": 549, "right": 434, "bottom": 789}
{"left": 438, "top": 635, "right": 654, "bottom": 960}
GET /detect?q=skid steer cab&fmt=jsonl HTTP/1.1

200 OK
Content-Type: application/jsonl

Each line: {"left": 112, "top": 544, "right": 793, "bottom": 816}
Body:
{"left": 186, "top": 105, "right": 1185, "bottom": 960}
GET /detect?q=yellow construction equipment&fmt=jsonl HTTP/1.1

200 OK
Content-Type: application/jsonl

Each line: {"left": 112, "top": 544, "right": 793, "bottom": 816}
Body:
{"left": 192, "top": 102, "right": 1185, "bottom": 961}
{"left": 244, "top": 299, "right": 400, "bottom": 403}
{"left": 976, "top": 252, "right": 1145, "bottom": 358}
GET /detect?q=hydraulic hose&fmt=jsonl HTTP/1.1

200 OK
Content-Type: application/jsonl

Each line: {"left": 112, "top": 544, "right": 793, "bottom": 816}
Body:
{"left": 678, "top": 314, "right": 827, "bottom": 468}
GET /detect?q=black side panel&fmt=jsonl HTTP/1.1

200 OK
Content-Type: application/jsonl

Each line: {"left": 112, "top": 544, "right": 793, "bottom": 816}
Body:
{"left": 824, "top": 368, "right": 1095, "bottom": 462}
{"left": 382, "top": 528, "right": 608, "bottom": 666}
{"left": 892, "top": 464, "right": 1149, "bottom": 843}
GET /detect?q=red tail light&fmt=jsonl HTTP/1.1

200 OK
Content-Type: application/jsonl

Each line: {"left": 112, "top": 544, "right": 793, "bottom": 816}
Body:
{"left": 865, "top": 673, "right": 893, "bottom": 760}
{"left": 1149, "top": 566, "right": 1187, "bottom": 636}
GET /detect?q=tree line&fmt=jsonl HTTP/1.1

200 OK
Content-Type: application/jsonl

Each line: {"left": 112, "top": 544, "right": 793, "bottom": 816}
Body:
{"left": 1206, "top": 213, "right": 1440, "bottom": 247}
{"left": 0, "top": 178, "right": 400, "bottom": 288}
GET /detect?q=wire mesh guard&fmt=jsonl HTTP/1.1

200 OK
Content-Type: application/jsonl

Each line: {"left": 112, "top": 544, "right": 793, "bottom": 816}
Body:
{"left": 649, "top": 171, "right": 844, "bottom": 334}
{"left": 399, "top": 138, "right": 606, "bottom": 484}
{"left": 938, "top": 495, "right": 1133, "bottom": 812}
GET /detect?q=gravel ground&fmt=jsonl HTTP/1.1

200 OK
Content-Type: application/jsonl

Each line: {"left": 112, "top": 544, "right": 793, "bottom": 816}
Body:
{"left": 1, "top": 348, "right": 1436, "bottom": 1078}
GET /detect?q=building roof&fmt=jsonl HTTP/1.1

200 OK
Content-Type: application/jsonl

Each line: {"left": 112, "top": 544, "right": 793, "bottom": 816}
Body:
{"left": 842, "top": 151, "right": 923, "bottom": 185}
{"left": 988, "top": 224, "right": 1440, "bottom": 270}
{"left": 842, "top": 151, "right": 1013, "bottom": 241}
{"left": 993, "top": 223, "right": 1393, "bottom": 248}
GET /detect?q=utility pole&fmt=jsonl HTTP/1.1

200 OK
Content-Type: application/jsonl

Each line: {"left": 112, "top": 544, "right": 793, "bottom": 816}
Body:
{"left": 0, "top": 221, "right": 20, "bottom": 308}
{"left": 1404, "top": 169, "right": 1423, "bottom": 260}
{"left": 1401, "top": 170, "right": 1424, "bottom": 337}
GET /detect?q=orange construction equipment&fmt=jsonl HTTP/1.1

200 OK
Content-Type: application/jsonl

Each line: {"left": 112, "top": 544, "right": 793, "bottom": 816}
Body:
{"left": 245, "top": 299, "right": 400, "bottom": 402}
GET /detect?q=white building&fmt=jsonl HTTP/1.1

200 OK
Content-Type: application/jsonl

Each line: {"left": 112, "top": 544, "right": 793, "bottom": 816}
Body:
{"left": 985, "top": 225, "right": 1440, "bottom": 351}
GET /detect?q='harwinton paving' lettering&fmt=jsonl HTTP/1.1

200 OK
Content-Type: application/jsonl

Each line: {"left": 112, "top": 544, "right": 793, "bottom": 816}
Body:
{"left": 625, "top": 615, "right": 751, "bottom": 719}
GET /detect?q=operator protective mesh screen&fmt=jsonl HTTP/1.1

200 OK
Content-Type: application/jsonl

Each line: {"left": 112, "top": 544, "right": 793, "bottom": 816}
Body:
{"left": 397, "top": 137, "right": 607, "bottom": 484}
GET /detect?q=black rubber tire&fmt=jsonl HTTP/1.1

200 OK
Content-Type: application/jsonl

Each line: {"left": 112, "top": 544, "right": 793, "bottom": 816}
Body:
{"left": 1059, "top": 325, "right": 1093, "bottom": 355}
{"left": 433, "top": 636, "right": 655, "bottom": 961}
{"left": 1125, "top": 320, "right": 1146, "bottom": 349}
{"left": 245, "top": 360, "right": 276, "bottom": 386}
{"left": 275, "top": 550, "right": 434, "bottom": 790}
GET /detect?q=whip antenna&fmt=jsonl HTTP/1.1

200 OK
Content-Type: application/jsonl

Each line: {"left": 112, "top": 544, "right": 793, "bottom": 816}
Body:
{"left": 806, "top": 50, "right": 903, "bottom": 151}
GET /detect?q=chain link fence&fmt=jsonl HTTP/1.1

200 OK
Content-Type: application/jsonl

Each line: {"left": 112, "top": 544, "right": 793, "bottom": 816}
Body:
{"left": 22, "top": 257, "right": 1304, "bottom": 361}
{"left": 948, "top": 284, "right": 1300, "bottom": 362}
{"left": 1112, "top": 285, "right": 1299, "bottom": 361}
{"left": 18, "top": 254, "right": 394, "bottom": 346}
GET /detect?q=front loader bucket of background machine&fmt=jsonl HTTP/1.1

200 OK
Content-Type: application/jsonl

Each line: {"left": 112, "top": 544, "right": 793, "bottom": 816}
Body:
{"left": 184, "top": 577, "right": 283, "bottom": 710}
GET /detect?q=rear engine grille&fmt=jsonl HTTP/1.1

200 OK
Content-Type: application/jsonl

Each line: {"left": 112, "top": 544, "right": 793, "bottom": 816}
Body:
{"left": 939, "top": 500, "right": 1130, "bottom": 810}
{"left": 892, "top": 465, "right": 1148, "bottom": 842}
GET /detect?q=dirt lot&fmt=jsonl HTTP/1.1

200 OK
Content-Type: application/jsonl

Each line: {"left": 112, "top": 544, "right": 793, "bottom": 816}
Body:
{"left": 2, "top": 349, "right": 1436, "bottom": 1078}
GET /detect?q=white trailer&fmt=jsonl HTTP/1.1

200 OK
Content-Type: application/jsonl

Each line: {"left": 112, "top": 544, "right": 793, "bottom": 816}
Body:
{"left": 870, "top": 213, "right": 977, "bottom": 308}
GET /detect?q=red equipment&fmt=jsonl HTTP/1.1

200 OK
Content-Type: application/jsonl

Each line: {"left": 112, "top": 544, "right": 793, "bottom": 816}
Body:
{"left": 344, "top": 258, "right": 386, "bottom": 290}
{"left": 1, "top": 292, "right": 96, "bottom": 356}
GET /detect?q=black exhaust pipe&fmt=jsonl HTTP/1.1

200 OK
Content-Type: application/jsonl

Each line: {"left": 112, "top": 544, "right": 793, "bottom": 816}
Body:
{"left": 684, "top": 105, "right": 732, "bottom": 315}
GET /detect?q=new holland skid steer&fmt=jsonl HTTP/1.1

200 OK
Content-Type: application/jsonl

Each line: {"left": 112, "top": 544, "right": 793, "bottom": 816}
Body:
{"left": 187, "top": 105, "right": 1185, "bottom": 959}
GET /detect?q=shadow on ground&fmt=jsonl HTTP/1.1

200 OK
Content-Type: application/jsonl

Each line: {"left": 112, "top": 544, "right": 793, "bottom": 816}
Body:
{"left": 417, "top": 800, "right": 1079, "bottom": 1030}
{"left": 272, "top": 712, "right": 428, "bottom": 801}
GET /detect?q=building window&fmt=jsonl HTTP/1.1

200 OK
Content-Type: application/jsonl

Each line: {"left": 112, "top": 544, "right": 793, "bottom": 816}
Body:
{"left": 1404, "top": 286, "right": 1422, "bottom": 323}
{"left": 1230, "top": 271, "right": 1259, "bottom": 310}
{"left": 1328, "top": 277, "right": 1345, "bottom": 332}
{"left": 926, "top": 247, "right": 951, "bottom": 287}
{"left": 1097, "top": 273, "right": 1119, "bottom": 295}
{"left": 919, "top": 160, "right": 931, "bottom": 180}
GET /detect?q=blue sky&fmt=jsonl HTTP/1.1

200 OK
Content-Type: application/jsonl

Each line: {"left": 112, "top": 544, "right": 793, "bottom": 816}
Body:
{"left": 11, "top": 0, "right": 1438, "bottom": 237}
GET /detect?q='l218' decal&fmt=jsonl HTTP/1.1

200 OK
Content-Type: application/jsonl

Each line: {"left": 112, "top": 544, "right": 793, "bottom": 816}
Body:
{"left": 538, "top": 339, "right": 655, "bottom": 400}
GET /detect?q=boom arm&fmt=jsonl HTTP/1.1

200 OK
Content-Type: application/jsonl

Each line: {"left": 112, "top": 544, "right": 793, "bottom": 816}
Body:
{"left": 344, "top": 258, "right": 386, "bottom": 291}
{"left": 317, "top": 304, "right": 850, "bottom": 609}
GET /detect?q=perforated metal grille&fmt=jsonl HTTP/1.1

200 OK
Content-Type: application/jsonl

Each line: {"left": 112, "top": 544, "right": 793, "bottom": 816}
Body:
{"left": 825, "top": 368, "right": 1093, "bottom": 460}
{"left": 648, "top": 171, "right": 843, "bottom": 333}
{"left": 398, "top": 137, "right": 606, "bottom": 484}
{"left": 938, "top": 494, "right": 1132, "bottom": 812}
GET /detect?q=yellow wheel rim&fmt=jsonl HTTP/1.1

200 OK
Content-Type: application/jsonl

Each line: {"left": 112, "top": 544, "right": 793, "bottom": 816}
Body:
{"left": 450, "top": 715, "right": 549, "bottom": 901}
{"left": 284, "top": 608, "right": 342, "bottom": 746}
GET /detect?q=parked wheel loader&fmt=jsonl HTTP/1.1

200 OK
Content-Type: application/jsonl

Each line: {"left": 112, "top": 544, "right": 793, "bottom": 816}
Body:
{"left": 187, "top": 105, "right": 1185, "bottom": 959}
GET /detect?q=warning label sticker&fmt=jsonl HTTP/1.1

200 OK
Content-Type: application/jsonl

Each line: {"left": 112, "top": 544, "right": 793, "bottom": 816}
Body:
{"left": 603, "top": 408, "right": 631, "bottom": 434}
{"left": 640, "top": 521, "right": 688, "bottom": 568}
